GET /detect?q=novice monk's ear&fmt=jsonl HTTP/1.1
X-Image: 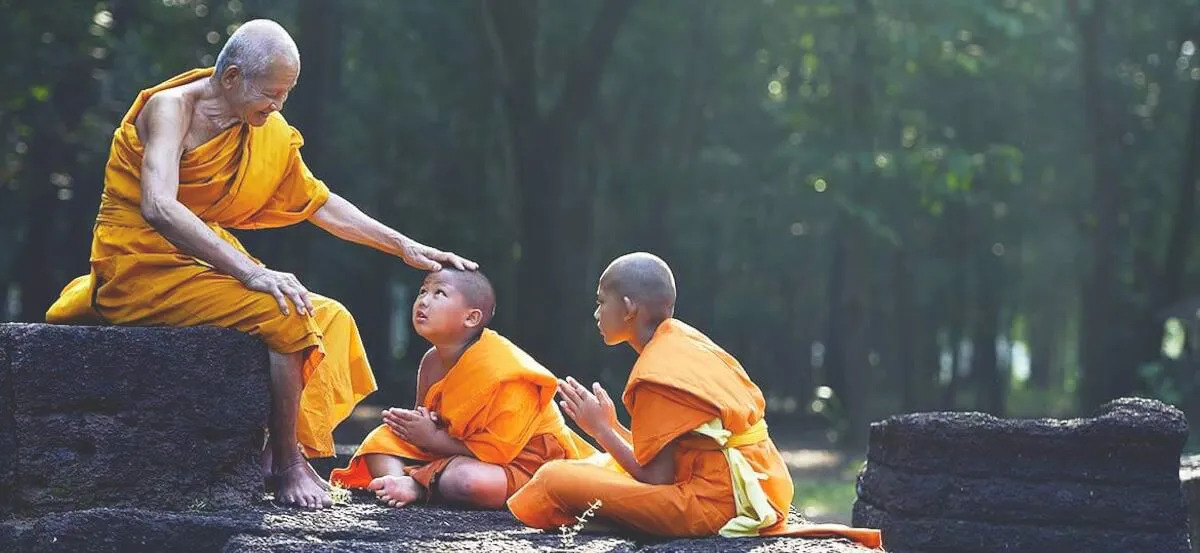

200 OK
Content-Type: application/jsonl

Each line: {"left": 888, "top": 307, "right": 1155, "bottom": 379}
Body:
{"left": 622, "top": 296, "right": 636, "bottom": 320}
{"left": 464, "top": 308, "right": 484, "bottom": 328}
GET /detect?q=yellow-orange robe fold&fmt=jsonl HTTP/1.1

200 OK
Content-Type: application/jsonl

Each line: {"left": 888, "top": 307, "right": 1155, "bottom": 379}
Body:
{"left": 44, "top": 68, "right": 376, "bottom": 458}
{"left": 507, "top": 319, "right": 882, "bottom": 548}
{"left": 330, "top": 329, "right": 596, "bottom": 497}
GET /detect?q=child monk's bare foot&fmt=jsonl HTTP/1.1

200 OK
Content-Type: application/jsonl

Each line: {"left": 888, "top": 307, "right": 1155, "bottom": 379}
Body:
{"left": 367, "top": 475, "right": 424, "bottom": 508}
{"left": 275, "top": 458, "right": 332, "bottom": 509}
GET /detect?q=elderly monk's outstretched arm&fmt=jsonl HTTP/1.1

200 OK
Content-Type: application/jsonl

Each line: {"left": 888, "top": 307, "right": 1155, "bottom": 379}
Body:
{"left": 138, "top": 94, "right": 314, "bottom": 316}
{"left": 558, "top": 376, "right": 676, "bottom": 485}
{"left": 310, "top": 193, "right": 477, "bottom": 272}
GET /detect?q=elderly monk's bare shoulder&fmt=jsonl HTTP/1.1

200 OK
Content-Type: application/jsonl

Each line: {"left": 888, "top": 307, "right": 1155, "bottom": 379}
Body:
{"left": 134, "top": 81, "right": 224, "bottom": 153}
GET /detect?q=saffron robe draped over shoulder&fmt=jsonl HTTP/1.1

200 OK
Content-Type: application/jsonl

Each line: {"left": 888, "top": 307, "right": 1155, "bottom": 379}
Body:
{"left": 45, "top": 68, "right": 377, "bottom": 458}
{"left": 330, "top": 329, "right": 596, "bottom": 497}
{"left": 507, "top": 319, "right": 882, "bottom": 548}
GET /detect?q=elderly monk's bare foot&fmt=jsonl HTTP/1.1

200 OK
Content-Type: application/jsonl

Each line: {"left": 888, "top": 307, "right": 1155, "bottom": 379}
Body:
{"left": 260, "top": 447, "right": 276, "bottom": 490}
{"left": 367, "top": 475, "right": 423, "bottom": 508}
{"left": 302, "top": 458, "right": 332, "bottom": 491}
{"left": 276, "top": 459, "right": 332, "bottom": 509}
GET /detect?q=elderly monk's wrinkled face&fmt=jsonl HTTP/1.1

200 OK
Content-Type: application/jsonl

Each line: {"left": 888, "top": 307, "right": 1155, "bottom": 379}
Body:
{"left": 413, "top": 272, "right": 480, "bottom": 341}
{"left": 221, "top": 60, "right": 299, "bottom": 127}
{"left": 594, "top": 282, "right": 633, "bottom": 346}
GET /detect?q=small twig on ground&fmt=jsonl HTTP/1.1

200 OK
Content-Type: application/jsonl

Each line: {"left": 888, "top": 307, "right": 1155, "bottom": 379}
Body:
{"left": 558, "top": 498, "right": 603, "bottom": 549}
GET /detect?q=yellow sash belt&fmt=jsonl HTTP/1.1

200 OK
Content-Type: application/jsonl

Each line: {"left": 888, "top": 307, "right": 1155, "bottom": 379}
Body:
{"left": 677, "top": 419, "right": 768, "bottom": 451}
{"left": 683, "top": 418, "right": 778, "bottom": 537}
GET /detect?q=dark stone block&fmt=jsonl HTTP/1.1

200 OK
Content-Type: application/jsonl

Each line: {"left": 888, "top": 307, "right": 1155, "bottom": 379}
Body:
{"left": 853, "top": 398, "right": 1191, "bottom": 553}
{"left": 1180, "top": 455, "right": 1200, "bottom": 553}
{"left": 866, "top": 398, "right": 1187, "bottom": 485}
{"left": 0, "top": 327, "right": 14, "bottom": 519}
{"left": 858, "top": 462, "right": 1186, "bottom": 530}
{"left": 1, "top": 323, "right": 270, "bottom": 517}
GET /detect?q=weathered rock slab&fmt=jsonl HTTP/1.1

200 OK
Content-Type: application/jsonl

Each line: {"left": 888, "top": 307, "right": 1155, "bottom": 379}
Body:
{"left": 0, "top": 323, "right": 270, "bottom": 518}
{"left": 0, "top": 498, "right": 881, "bottom": 553}
{"left": 854, "top": 397, "right": 1191, "bottom": 553}
{"left": 865, "top": 397, "right": 1187, "bottom": 485}
{"left": 1180, "top": 454, "right": 1200, "bottom": 553}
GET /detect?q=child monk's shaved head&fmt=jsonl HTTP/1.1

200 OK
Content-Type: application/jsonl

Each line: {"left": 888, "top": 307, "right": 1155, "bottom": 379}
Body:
{"left": 435, "top": 268, "right": 496, "bottom": 326}
{"left": 599, "top": 252, "right": 676, "bottom": 318}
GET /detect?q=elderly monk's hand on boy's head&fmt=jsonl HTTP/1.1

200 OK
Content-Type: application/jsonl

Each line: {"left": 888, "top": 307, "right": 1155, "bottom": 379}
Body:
{"left": 397, "top": 239, "right": 479, "bottom": 272}
{"left": 556, "top": 376, "right": 617, "bottom": 439}
{"left": 382, "top": 407, "right": 440, "bottom": 449}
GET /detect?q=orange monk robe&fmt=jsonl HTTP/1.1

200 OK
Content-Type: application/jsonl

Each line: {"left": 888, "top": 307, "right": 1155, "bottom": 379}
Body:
{"left": 45, "top": 68, "right": 376, "bottom": 458}
{"left": 331, "top": 329, "right": 597, "bottom": 497}
{"left": 508, "top": 319, "right": 883, "bottom": 548}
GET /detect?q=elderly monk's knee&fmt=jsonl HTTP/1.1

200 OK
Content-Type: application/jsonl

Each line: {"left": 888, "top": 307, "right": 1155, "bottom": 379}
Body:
{"left": 439, "top": 459, "right": 508, "bottom": 508}
{"left": 310, "top": 295, "right": 353, "bottom": 321}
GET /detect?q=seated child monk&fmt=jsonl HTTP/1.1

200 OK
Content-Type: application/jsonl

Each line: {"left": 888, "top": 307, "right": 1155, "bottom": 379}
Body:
{"left": 507, "top": 253, "right": 883, "bottom": 547}
{"left": 330, "top": 269, "right": 597, "bottom": 508}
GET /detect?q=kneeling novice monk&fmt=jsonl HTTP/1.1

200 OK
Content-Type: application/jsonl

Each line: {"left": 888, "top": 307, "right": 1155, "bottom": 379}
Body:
{"left": 330, "top": 269, "right": 596, "bottom": 508}
{"left": 507, "top": 253, "right": 883, "bottom": 548}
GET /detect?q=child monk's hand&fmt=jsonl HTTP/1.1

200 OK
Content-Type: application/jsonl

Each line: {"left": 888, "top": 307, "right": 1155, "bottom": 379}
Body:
{"left": 381, "top": 407, "right": 411, "bottom": 435}
{"left": 383, "top": 407, "right": 439, "bottom": 448}
{"left": 558, "top": 376, "right": 615, "bottom": 438}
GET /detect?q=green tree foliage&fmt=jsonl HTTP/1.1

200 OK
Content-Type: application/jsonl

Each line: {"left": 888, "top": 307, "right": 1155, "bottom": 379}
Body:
{"left": 6, "top": 0, "right": 1200, "bottom": 448}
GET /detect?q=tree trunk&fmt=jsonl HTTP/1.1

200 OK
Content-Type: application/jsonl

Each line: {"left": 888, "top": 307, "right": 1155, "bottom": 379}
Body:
{"left": 1027, "top": 307, "right": 1055, "bottom": 390}
{"left": 974, "top": 245, "right": 1005, "bottom": 415}
{"left": 1073, "top": 0, "right": 1123, "bottom": 411}
{"left": 16, "top": 33, "right": 98, "bottom": 322}
{"left": 484, "top": 0, "right": 635, "bottom": 369}
{"left": 942, "top": 202, "right": 970, "bottom": 409}
{"left": 892, "top": 247, "right": 920, "bottom": 411}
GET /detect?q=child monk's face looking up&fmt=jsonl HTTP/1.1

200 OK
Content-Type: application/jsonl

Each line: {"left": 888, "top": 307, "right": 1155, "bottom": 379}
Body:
{"left": 413, "top": 271, "right": 483, "bottom": 341}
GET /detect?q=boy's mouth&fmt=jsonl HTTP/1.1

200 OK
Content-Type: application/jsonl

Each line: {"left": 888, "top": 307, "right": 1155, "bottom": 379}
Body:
{"left": 415, "top": 311, "right": 429, "bottom": 322}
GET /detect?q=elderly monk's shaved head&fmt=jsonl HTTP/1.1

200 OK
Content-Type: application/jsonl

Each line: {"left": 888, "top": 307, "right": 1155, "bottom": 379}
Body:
{"left": 599, "top": 252, "right": 676, "bottom": 317}
{"left": 429, "top": 268, "right": 497, "bottom": 327}
{"left": 215, "top": 19, "right": 300, "bottom": 80}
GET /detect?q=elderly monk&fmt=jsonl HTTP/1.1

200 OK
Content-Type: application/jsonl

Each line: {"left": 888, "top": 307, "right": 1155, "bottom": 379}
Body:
{"left": 507, "top": 253, "right": 882, "bottom": 548}
{"left": 44, "top": 19, "right": 476, "bottom": 510}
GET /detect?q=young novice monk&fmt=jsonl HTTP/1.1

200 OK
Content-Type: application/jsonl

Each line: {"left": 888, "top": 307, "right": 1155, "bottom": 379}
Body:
{"left": 507, "top": 253, "right": 882, "bottom": 547}
{"left": 330, "top": 269, "right": 596, "bottom": 508}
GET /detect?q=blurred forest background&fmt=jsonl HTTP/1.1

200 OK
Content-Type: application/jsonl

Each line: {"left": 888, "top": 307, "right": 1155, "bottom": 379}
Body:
{"left": 7, "top": 0, "right": 1200, "bottom": 483}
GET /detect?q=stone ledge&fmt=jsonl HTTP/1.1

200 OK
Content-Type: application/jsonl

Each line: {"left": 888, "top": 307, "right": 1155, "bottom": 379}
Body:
{"left": 0, "top": 323, "right": 270, "bottom": 518}
{"left": 866, "top": 397, "right": 1187, "bottom": 485}
{"left": 0, "top": 498, "right": 881, "bottom": 553}
{"left": 858, "top": 461, "right": 1186, "bottom": 530}
{"left": 855, "top": 398, "right": 1191, "bottom": 553}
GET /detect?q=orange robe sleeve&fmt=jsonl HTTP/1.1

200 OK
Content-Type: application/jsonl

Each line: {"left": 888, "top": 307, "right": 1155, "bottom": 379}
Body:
{"left": 458, "top": 380, "right": 543, "bottom": 465}
{"left": 235, "top": 126, "right": 330, "bottom": 229}
{"left": 627, "top": 383, "right": 717, "bottom": 466}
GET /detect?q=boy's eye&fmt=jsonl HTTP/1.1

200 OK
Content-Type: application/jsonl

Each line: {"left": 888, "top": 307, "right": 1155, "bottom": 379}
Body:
{"left": 436, "top": 290, "right": 447, "bottom": 297}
